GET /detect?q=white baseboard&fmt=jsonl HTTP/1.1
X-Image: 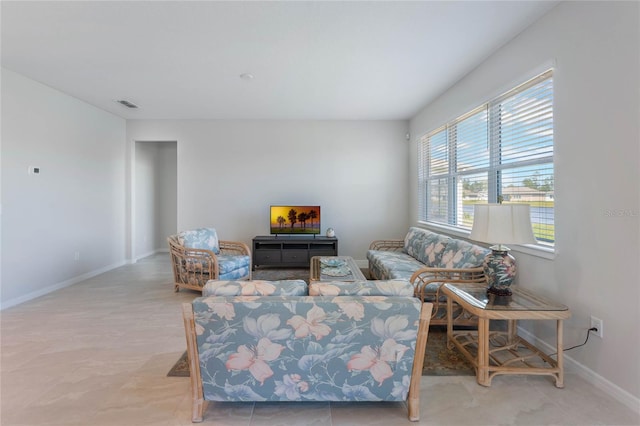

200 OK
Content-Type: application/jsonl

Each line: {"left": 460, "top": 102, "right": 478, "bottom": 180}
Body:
{"left": 0, "top": 260, "right": 127, "bottom": 311}
{"left": 133, "top": 248, "right": 169, "bottom": 263}
{"left": 518, "top": 327, "right": 640, "bottom": 414}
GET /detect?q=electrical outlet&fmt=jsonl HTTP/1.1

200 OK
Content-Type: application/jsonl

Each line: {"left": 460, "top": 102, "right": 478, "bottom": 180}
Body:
{"left": 590, "top": 316, "right": 603, "bottom": 338}
{"left": 74, "top": 251, "right": 80, "bottom": 261}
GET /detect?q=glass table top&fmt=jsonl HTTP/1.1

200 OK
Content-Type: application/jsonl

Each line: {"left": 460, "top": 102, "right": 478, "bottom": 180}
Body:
{"left": 310, "top": 256, "right": 366, "bottom": 282}
{"left": 443, "top": 283, "right": 569, "bottom": 311}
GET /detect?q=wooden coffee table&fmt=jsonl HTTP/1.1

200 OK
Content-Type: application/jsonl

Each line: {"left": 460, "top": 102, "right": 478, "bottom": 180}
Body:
{"left": 309, "top": 256, "right": 366, "bottom": 283}
{"left": 442, "top": 282, "right": 571, "bottom": 388}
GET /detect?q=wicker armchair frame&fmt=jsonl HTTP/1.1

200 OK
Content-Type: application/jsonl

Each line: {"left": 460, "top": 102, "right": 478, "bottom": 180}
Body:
{"left": 168, "top": 235, "right": 251, "bottom": 292}
{"left": 368, "top": 238, "right": 486, "bottom": 326}
{"left": 368, "top": 239, "right": 405, "bottom": 252}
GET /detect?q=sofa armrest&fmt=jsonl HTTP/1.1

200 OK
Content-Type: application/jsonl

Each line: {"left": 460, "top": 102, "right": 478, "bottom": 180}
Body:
{"left": 410, "top": 267, "right": 485, "bottom": 324}
{"left": 368, "top": 239, "right": 404, "bottom": 251}
{"left": 410, "top": 266, "right": 486, "bottom": 300}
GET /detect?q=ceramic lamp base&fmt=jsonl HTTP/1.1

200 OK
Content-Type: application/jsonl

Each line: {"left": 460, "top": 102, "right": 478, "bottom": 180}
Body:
{"left": 483, "top": 246, "right": 517, "bottom": 296}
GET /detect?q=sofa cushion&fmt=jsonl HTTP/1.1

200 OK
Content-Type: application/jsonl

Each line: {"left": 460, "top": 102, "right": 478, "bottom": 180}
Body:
{"left": 403, "top": 227, "right": 450, "bottom": 267}
{"left": 217, "top": 255, "right": 250, "bottom": 273}
{"left": 203, "top": 279, "right": 308, "bottom": 296}
{"left": 218, "top": 268, "right": 250, "bottom": 280}
{"left": 178, "top": 228, "right": 220, "bottom": 254}
{"left": 309, "top": 279, "right": 414, "bottom": 297}
{"left": 191, "top": 295, "right": 422, "bottom": 402}
{"left": 403, "top": 226, "right": 427, "bottom": 258}
{"left": 367, "top": 250, "right": 425, "bottom": 280}
{"left": 437, "top": 238, "right": 490, "bottom": 269}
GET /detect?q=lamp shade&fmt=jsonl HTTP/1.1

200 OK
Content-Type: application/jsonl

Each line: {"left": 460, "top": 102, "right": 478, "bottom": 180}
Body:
{"left": 469, "top": 204, "right": 536, "bottom": 245}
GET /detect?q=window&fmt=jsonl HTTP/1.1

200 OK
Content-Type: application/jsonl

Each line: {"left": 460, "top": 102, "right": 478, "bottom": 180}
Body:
{"left": 418, "top": 70, "right": 554, "bottom": 246}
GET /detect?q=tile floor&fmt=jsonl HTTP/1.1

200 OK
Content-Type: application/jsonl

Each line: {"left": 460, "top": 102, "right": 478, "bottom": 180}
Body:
{"left": 1, "top": 254, "right": 638, "bottom": 426}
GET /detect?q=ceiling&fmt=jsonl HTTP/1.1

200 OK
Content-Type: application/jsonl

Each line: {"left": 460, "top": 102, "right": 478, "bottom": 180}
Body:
{"left": 1, "top": 1, "right": 558, "bottom": 120}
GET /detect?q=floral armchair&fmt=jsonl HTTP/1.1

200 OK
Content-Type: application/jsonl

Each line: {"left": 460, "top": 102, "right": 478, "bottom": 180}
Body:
{"left": 182, "top": 279, "right": 433, "bottom": 422}
{"left": 168, "top": 228, "right": 251, "bottom": 292}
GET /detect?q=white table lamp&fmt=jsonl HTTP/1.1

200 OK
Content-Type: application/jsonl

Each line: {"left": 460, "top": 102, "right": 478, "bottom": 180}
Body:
{"left": 469, "top": 204, "right": 536, "bottom": 295}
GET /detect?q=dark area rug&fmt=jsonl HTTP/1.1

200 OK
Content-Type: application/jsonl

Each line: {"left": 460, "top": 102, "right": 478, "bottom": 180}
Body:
{"left": 422, "top": 328, "right": 475, "bottom": 376}
{"left": 167, "top": 351, "right": 189, "bottom": 377}
{"left": 252, "top": 267, "right": 312, "bottom": 282}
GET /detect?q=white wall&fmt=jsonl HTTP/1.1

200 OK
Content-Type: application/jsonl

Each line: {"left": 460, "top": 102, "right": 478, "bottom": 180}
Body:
{"left": 127, "top": 120, "right": 410, "bottom": 261}
{"left": 1, "top": 69, "right": 127, "bottom": 308}
{"left": 410, "top": 2, "right": 639, "bottom": 406}
{"left": 134, "top": 141, "right": 177, "bottom": 259}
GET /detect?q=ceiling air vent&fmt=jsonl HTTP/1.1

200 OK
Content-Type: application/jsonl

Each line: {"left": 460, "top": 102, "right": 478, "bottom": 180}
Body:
{"left": 116, "top": 99, "right": 139, "bottom": 109}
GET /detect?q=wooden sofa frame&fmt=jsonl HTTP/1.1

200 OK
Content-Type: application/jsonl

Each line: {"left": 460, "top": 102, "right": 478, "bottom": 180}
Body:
{"left": 182, "top": 301, "right": 433, "bottom": 423}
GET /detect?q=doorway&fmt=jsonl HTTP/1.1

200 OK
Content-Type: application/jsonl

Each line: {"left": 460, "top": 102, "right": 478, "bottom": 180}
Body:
{"left": 133, "top": 141, "right": 177, "bottom": 260}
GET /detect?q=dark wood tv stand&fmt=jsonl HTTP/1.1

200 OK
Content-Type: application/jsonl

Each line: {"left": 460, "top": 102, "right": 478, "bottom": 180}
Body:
{"left": 252, "top": 236, "right": 338, "bottom": 269}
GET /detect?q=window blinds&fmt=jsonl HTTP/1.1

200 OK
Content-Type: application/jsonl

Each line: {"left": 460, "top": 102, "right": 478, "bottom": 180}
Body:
{"left": 418, "top": 70, "right": 554, "bottom": 245}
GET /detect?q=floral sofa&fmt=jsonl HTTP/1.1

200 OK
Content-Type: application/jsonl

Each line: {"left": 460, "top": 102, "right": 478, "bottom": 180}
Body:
{"left": 182, "top": 279, "right": 433, "bottom": 422}
{"left": 167, "top": 228, "right": 251, "bottom": 292}
{"left": 367, "top": 227, "right": 490, "bottom": 326}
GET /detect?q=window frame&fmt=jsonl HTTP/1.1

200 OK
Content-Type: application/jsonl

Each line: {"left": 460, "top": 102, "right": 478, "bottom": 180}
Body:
{"left": 418, "top": 70, "right": 555, "bottom": 256}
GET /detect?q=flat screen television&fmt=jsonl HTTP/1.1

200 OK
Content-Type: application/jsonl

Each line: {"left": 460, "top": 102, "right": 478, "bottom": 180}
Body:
{"left": 270, "top": 205, "right": 321, "bottom": 235}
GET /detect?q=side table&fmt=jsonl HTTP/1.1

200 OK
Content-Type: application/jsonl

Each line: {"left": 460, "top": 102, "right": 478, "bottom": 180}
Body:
{"left": 442, "top": 283, "right": 571, "bottom": 388}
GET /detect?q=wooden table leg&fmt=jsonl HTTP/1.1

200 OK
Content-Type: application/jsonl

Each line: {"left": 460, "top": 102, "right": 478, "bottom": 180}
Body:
{"left": 446, "top": 295, "right": 453, "bottom": 350}
{"left": 507, "top": 319, "right": 517, "bottom": 345}
{"left": 477, "top": 317, "right": 490, "bottom": 386}
{"left": 556, "top": 319, "right": 565, "bottom": 388}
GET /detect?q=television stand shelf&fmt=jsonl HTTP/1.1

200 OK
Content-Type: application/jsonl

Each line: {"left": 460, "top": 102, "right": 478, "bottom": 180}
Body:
{"left": 252, "top": 236, "right": 338, "bottom": 269}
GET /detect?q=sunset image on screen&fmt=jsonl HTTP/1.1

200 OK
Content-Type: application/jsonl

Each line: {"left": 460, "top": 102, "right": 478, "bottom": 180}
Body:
{"left": 270, "top": 206, "right": 320, "bottom": 234}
